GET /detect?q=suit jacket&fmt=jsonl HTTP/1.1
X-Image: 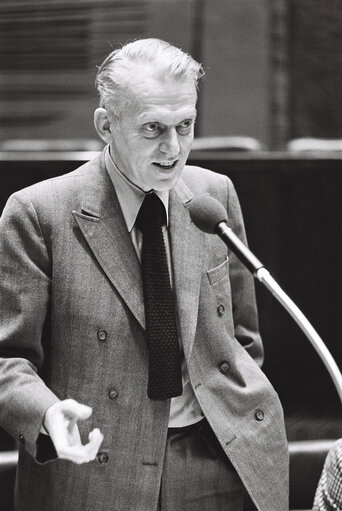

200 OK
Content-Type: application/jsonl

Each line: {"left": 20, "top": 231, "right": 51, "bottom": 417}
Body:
{"left": 0, "top": 152, "right": 289, "bottom": 511}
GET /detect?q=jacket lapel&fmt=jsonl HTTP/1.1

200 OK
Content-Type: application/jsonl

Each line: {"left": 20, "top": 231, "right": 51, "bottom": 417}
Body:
{"left": 169, "top": 177, "right": 205, "bottom": 358}
{"left": 72, "top": 154, "right": 145, "bottom": 329}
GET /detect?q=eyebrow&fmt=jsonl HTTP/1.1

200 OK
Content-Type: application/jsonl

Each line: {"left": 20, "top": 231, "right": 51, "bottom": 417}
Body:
{"left": 138, "top": 108, "right": 197, "bottom": 125}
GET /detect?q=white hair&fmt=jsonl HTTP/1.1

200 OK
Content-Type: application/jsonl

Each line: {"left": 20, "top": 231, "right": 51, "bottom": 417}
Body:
{"left": 95, "top": 38, "right": 204, "bottom": 118}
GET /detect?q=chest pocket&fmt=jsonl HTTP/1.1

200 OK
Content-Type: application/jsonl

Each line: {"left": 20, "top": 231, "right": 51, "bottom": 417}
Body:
{"left": 207, "top": 256, "right": 229, "bottom": 285}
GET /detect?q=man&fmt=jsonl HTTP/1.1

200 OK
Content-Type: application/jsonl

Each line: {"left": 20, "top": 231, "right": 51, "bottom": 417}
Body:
{"left": 0, "top": 38, "right": 288, "bottom": 510}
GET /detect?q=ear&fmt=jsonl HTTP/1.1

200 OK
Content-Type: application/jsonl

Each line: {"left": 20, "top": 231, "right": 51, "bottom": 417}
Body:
{"left": 94, "top": 108, "right": 112, "bottom": 143}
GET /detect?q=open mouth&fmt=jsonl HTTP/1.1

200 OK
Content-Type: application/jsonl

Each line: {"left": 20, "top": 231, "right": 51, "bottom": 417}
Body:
{"left": 152, "top": 160, "right": 178, "bottom": 170}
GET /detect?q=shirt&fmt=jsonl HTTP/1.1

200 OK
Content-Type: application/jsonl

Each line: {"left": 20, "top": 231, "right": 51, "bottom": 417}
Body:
{"left": 105, "top": 146, "right": 203, "bottom": 427}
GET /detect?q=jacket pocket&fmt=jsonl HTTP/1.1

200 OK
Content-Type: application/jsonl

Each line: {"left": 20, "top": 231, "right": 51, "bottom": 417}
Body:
{"left": 207, "top": 257, "right": 229, "bottom": 285}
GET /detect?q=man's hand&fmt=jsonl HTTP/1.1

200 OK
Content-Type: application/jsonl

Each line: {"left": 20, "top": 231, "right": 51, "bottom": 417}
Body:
{"left": 43, "top": 399, "right": 104, "bottom": 464}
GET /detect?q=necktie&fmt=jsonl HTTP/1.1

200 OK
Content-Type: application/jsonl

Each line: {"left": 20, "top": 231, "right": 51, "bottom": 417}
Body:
{"left": 136, "top": 193, "right": 182, "bottom": 400}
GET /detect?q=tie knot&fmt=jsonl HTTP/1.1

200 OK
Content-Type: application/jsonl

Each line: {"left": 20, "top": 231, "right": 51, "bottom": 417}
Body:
{"left": 136, "top": 193, "right": 166, "bottom": 232}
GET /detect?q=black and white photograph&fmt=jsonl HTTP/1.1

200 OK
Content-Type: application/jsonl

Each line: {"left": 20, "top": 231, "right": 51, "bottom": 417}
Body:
{"left": 0, "top": 1, "right": 341, "bottom": 510}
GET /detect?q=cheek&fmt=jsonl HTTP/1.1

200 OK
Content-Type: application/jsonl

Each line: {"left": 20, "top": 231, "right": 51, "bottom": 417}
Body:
{"left": 180, "top": 136, "right": 193, "bottom": 152}
{"left": 134, "top": 140, "right": 157, "bottom": 158}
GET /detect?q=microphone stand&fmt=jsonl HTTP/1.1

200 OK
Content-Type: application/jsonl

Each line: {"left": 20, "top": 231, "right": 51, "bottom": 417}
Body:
{"left": 216, "top": 222, "right": 342, "bottom": 407}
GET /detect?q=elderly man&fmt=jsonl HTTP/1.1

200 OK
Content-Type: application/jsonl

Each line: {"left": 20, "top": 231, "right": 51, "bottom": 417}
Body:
{"left": 0, "top": 39, "right": 288, "bottom": 510}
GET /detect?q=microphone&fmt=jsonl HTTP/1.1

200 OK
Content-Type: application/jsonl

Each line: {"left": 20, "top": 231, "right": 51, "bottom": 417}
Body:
{"left": 188, "top": 193, "right": 342, "bottom": 406}
{"left": 188, "top": 194, "right": 264, "bottom": 274}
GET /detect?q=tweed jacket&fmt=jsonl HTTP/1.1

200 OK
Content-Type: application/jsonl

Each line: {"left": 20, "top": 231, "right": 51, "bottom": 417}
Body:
{"left": 0, "top": 152, "right": 289, "bottom": 510}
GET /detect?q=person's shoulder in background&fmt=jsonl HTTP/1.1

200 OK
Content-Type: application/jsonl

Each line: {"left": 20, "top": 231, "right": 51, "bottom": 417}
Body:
{"left": 313, "top": 438, "right": 342, "bottom": 510}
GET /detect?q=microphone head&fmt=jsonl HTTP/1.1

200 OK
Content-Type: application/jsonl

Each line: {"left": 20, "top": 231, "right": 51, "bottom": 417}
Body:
{"left": 188, "top": 194, "right": 228, "bottom": 234}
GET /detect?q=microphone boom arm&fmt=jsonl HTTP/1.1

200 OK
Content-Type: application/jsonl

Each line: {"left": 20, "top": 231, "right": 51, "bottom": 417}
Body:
{"left": 216, "top": 222, "right": 342, "bottom": 407}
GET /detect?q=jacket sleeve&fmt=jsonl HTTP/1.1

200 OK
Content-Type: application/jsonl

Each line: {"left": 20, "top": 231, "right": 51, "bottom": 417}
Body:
{"left": 225, "top": 176, "right": 264, "bottom": 367}
{"left": 0, "top": 191, "right": 60, "bottom": 459}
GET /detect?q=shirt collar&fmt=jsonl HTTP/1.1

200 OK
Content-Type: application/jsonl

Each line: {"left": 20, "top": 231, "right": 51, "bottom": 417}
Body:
{"left": 105, "top": 145, "right": 169, "bottom": 232}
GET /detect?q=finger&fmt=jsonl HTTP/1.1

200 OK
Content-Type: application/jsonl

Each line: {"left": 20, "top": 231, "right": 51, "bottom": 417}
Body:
{"left": 61, "top": 399, "right": 93, "bottom": 421}
{"left": 56, "top": 428, "right": 103, "bottom": 462}
{"left": 57, "top": 428, "right": 104, "bottom": 464}
{"left": 88, "top": 428, "right": 104, "bottom": 451}
{"left": 44, "top": 400, "right": 93, "bottom": 439}
{"left": 82, "top": 428, "right": 104, "bottom": 460}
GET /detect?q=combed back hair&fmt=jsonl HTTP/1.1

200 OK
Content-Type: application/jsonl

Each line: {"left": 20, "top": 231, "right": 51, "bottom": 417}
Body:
{"left": 95, "top": 38, "right": 204, "bottom": 118}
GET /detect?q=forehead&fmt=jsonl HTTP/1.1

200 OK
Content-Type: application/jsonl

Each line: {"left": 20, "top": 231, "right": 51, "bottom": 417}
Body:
{"left": 123, "top": 69, "right": 197, "bottom": 125}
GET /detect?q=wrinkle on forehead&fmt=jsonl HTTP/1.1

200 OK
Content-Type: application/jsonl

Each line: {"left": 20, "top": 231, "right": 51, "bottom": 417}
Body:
{"left": 126, "top": 67, "right": 197, "bottom": 107}
{"left": 113, "top": 64, "right": 198, "bottom": 130}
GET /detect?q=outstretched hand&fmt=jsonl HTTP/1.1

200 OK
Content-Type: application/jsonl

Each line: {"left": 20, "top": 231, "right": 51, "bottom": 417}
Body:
{"left": 43, "top": 399, "right": 104, "bottom": 464}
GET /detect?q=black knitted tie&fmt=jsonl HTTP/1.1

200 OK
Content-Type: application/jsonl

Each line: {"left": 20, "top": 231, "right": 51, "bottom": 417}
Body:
{"left": 136, "top": 193, "right": 182, "bottom": 400}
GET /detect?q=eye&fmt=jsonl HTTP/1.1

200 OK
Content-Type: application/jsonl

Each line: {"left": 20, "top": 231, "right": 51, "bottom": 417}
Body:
{"left": 142, "top": 122, "right": 161, "bottom": 138}
{"left": 176, "top": 119, "right": 194, "bottom": 135}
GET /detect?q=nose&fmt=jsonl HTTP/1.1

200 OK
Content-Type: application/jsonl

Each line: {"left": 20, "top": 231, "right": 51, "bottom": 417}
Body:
{"left": 159, "top": 128, "right": 180, "bottom": 156}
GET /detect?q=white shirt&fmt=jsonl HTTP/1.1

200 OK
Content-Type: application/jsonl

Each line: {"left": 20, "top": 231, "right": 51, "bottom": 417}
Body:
{"left": 105, "top": 146, "right": 203, "bottom": 427}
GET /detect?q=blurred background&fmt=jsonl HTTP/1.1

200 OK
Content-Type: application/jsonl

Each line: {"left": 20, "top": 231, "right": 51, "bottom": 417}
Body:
{"left": 0, "top": 0, "right": 341, "bottom": 509}
{"left": 0, "top": 0, "right": 341, "bottom": 148}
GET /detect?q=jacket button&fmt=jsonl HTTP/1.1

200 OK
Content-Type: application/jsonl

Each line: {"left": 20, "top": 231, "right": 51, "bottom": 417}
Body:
{"left": 217, "top": 304, "right": 225, "bottom": 316}
{"left": 18, "top": 434, "right": 25, "bottom": 444}
{"left": 97, "top": 452, "right": 109, "bottom": 464}
{"left": 255, "top": 409, "right": 264, "bottom": 421}
{"left": 219, "top": 361, "right": 230, "bottom": 374}
{"left": 108, "top": 388, "right": 118, "bottom": 400}
{"left": 97, "top": 329, "right": 107, "bottom": 342}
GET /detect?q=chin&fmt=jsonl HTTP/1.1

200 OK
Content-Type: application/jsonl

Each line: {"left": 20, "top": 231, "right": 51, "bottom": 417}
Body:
{"left": 151, "top": 183, "right": 173, "bottom": 192}
{"left": 154, "top": 175, "right": 181, "bottom": 192}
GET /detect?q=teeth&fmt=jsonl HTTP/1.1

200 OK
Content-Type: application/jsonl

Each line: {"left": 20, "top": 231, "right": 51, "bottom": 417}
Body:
{"left": 157, "top": 162, "right": 175, "bottom": 168}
